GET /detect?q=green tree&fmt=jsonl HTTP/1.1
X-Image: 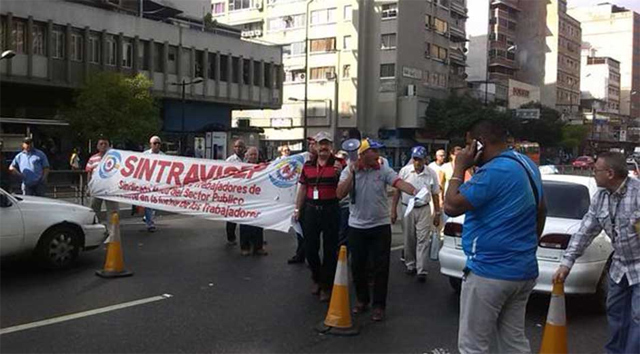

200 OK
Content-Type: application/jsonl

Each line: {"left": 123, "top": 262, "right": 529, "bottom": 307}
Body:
{"left": 64, "top": 72, "right": 160, "bottom": 145}
{"left": 560, "top": 124, "right": 589, "bottom": 150}
{"left": 514, "top": 102, "right": 564, "bottom": 147}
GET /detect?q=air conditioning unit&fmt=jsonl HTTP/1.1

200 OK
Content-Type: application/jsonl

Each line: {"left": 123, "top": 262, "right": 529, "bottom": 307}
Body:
{"left": 407, "top": 84, "right": 416, "bottom": 96}
{"left": 237, "top": 119, "right": 251, "bottom": 128}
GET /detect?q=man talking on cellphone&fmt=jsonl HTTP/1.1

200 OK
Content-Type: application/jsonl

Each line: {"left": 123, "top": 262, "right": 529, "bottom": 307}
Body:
{"left": 444, "top": 120, "right": 547, "bottom": 354}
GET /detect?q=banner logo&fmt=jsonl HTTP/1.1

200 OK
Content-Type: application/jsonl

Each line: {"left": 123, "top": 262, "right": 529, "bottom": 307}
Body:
{"left": 269, "top": 155, "right": 303, "bottom": 188}
{"left": 99, "top": 150, "right": 122, "bottom": 179}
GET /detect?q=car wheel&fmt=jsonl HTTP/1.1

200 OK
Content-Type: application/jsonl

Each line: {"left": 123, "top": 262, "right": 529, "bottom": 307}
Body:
{"left": 36, "top": 225, "right": 82, "bottom": 269}
{"left": 449, "top": 277, "right": 462, "bottom": 294}
{"left": 593, "top": 256, "right": 612, "bottom": 313}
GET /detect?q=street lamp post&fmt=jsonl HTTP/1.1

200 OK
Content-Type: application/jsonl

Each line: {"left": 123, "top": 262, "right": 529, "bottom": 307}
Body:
{"left": 303, "top": 0, "right": 316, "bottom": 142}
{"left": 169, "top": 77, "right": 203, "bottom": 154}
{"left": 1, "top": 50, "right": 16, "bottom": 61}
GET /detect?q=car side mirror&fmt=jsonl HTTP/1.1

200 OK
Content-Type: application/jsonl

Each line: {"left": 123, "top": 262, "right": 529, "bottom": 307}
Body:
{"left": 0, "top": 194, "right": 13, "bottom": 208}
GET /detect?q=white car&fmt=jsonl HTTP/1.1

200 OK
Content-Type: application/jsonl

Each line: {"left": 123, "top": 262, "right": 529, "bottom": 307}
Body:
{"left": 0, "top": 188, "right": 107, "bottom": 269}
{"left": 439, "top": 175, "right": 613, "bottom": 304}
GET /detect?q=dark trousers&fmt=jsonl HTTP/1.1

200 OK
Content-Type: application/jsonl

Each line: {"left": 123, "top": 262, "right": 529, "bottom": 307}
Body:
{"left": 239, "top": 225, "right": 263, "bottom": 251}
{"left": 226, "top": 222, "right": 237, "bottom": 242}
{"left": 338, "top": 207, "right": 350, "bottom": 246}
{"left": 22, "top": 183, "right": 46, "bottom": 196}
{"left": 302, "top": 202, "right": 339, "bottom": 290}
{"left": 294, "top": 232, "right": 305, "bottom": 260}
{"left": 349, "top": 225, "right": 392, "bottom": 309}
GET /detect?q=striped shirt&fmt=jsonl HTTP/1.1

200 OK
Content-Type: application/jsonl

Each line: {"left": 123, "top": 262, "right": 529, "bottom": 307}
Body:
{"left": 561, "top": 177, "right": 640, "bottom": 285}
{"left": 85, "top": 152, "right": 104, "bottom": 173}
{"left": 299, "top": 156, "right": 343, "bottom": 202}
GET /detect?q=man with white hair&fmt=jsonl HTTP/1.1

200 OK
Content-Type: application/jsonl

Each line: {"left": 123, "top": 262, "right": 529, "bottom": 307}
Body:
{"left": 143, "top": 135, "right": 164, "bottom": 232}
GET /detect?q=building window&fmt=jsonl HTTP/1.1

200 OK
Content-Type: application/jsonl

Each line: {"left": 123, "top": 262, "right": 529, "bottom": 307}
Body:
{"left": 0, "top": 17, "right": 6, "bottom": 51}
{"left": 229, "top": 0, "right": 256, "bottom": 12}
{"left": 310, "top": 37, "right": 335, "bottom": 53}
{"left": 212, "top": 2, "right": 225, "bottom": 14}
{"left": 122, "top": 40, "right": 132, "bottom": 68}
{"left": 433, "top": 17, "right": 448, "bottom": 34}
{"left": 381, "top": 3, "right": 397, "bottom": 19}
{"left": 283, "top": 41, "right": 306, "bottom": 56}
{"left": 286, "top": 69, "right": 305, "bottom": 82}
{"left": 167, "top": 45, "right": 177, "bottom": 73}
{"left": 342, "top": 64, "right": 350, "bottom": 78}
{"left": 425, "top": 15, "right": 431, "bottom": 29}
{"left": 310, "top": 66, "right": 334, "bottom": 80}
{"left": 253, "top": 61, "right": 261, "bottom": 85}
{"left": 154, "top": 43, "right": 163, "bottom": 72}
{"left": 71, "top": 33, "right": 83, "bottom": 62}
{"left": 268, "top": 14, "right": 305, "bottom": 32}
{"left": 105, "top": 36, "right": 117, "bottom": 66}
{"left": 139, "top": 40, "right": 150, "bottom": 70}
{"left": 343, "top": 35, "right": 352, "bottom": 50}
{"left": 344, "top": 5, "right": 352, "bottom": 21}
{"left": 381, "top": 33, "right": 396, "bottom": 50}
{"left": 310, "top": 8, "right": 337, "bottom": 25}
{"left": 52, "top": 30, "right": 65, "bottom": 59}
{"left": 88, "top": 36, "right": 100, "bottom": 64}
{"left": 243, "top": 58, "right": 250, "bottom": 84}
{"left": 220, "top": 54, "right": 228, "bottom": 81}
{"left": 12, "top": 21, "right": 26, "bottom": 54}
{"left": 208, "top": 52, "right": 217, "bottom": 80}
{"left": 429, "top": 44, "right": 447, "bottom": 61}
{"left": 380, "top": 63, "right": 395, "bottom": 78}
{"left": 264, "top": 62, "right": 272, "bottom": 87}
{"left": 32, "top": 24, "right": 46, "bottom": 56}
{"left": 232, "top": 56, "right": 240, "bottom": 83}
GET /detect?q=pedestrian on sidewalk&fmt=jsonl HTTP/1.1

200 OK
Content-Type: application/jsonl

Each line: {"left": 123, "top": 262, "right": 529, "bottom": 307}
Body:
{"left": 86, "top": 137, "right": 119, "bottom": 226}
{"left": 239, "top": 146, "right": 268, "bottom": 256}
{"left": 224, "top": 139, "right": 246, "bottom": 246}
{"left": 428, "top": 149, "right": 447, "bottom": 236}
{"left": 391, "top": 146, "right": 441, "bottom": 282}
{"left": 294, "top": 132, "right": 343, "bottom": 302}
{"left": 444, "top": 119, "right": 547, "bottom": 354}
{"left": 9, "top": 137, "right": 50, "bottom": 197}
{"left": 553, "top": 152, "right": 640, "bottom": 354}
{"left": 143, "top": 135, "right": 164, "bottom": 232}
{"left": 287, "top": 136, "right": 317, "bottom": 264}
{"left": 337, "top": 138, "right": 418, "bottom": 322}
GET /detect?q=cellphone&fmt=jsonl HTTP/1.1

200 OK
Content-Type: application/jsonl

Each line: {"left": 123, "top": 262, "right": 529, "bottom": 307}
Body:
{"left": 476, "top": 140, "right": 484, "bottom": 153}
{"left": 474, "top": 140, "right": 484, "bottom": 165}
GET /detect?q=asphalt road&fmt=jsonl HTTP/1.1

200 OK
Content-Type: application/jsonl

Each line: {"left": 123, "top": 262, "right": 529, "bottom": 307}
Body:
{"left": 1, "top": 215, "right": 607, "bottom": 353}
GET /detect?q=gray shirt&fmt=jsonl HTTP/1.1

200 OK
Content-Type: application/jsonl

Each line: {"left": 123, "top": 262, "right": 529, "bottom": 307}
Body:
{"left": 340, "top": 164, "right": 399, "bottom": 229}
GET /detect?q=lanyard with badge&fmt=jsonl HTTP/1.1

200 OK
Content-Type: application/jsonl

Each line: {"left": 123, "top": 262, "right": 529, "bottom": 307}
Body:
{"left": 313, "top": 163, "right": 325, "bottom": 200}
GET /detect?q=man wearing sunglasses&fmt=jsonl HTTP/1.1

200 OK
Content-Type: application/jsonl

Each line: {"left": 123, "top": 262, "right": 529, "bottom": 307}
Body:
{"left": 143, "top": 136, "right": 164, "bottom": 232}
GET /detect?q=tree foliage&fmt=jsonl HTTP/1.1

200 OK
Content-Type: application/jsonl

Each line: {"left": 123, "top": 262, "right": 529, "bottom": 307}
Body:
{"left": 560, "top": 124, "right": 590, "bottom": 150}
{"left": 424, "top": 94, "right": 566, "bottom": 148}
{"left": 64, "top": 72, "right": 160, "bottom": 145}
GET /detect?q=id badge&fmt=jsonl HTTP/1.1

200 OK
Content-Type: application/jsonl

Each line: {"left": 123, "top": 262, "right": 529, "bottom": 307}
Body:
{"left": 313, "top": 187, "right": 319, "bottom": 200}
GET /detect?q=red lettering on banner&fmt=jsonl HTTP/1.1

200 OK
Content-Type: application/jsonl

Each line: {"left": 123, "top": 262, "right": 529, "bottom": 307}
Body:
{"left": 167, "top": 162, "right": 185, "bottom": 185}
{"left": 156, "top": 160, "right": 172, "bottom": 183}
{"left": 184, "top": 164, "right": 200, "bottom": 185}
{"left": 138, "top": 159, "right": 157, "bottom": 181}
{"left": 200, "top": 164, "right": 218, "bottom": 181}
{"left": 121, "top": 156, "right": 138, "bottom": 177}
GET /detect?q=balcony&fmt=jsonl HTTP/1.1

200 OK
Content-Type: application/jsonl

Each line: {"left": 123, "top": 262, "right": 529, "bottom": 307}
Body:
{"left": 450, "top": 1, "right": 468, "bottom": 18}
{"left": 449, "top": 50, "right": 466, "bottom": 66}
{"left": 449, "top": 25, "right": 466, "bottom": 42}
{"left": 489, "top": 56, "right": 518, "bottom": 69}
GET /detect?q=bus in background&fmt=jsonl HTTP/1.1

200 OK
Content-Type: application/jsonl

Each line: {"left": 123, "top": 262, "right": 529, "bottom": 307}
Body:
{"left": 514, "top": 141, "right": 540, "bottom": 165}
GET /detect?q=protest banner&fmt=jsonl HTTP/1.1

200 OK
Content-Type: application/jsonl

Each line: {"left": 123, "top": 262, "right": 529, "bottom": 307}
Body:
{"left": 88, "top": 150, "right": 304, "bottom": 233}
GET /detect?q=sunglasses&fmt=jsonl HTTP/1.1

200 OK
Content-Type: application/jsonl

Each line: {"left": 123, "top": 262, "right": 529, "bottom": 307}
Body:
{"left": 152, "top": 142, "right": 161, "bottom": 145}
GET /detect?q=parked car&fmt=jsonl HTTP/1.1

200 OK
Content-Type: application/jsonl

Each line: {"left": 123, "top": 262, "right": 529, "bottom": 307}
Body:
{"left": 0, "top": 188, "right": 107, "bottom": 269}
{"left": 439, "top": 175, "right": 613, "bottom": 307}
{"left": 572, "top": 156, "right": 595, "bottom": 169}
{"left": 629, "top": 160, "right": 639, "bottom": 179}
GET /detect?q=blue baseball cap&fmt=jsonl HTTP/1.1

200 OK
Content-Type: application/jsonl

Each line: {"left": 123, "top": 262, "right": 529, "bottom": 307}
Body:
{"left": 411, "top": 146, "right": 427, "bottom": 159}
{"left": 358, "top": 138, "right": 385, "bottom": 154}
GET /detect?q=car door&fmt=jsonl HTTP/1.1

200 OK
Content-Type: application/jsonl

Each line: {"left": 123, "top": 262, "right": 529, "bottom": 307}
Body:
{"left": 0, "top": 190, "right": 25, "bottom": 256}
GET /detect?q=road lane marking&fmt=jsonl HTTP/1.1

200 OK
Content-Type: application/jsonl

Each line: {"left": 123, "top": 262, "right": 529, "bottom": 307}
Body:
{"left": 0, "top": 294, "right": 173, "bottom": 336}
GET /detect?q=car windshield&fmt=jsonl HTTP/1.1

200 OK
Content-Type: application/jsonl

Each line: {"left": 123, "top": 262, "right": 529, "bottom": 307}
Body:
{"left": 542, "top": 181, "right": 591, "bottom": 220}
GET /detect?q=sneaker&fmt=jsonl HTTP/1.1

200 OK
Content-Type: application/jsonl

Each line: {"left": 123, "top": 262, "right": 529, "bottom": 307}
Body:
{"left": 241, "top": 250, "right": 251, "bottom": 256}
{"left": 417, "top": 273, "right": 427, "bottom": 282}
{"left": 147, "top": 226, "right": 156, "bottom": 233}
{"left": 400, "top": 249, "right": 405, "bottom": 262}
{"left": 405, "top": 268, "right": 417, "bottom": 276}
{"left": 253, "top": 248, "right": 269, "bottom": 256}
{"left": 371, "top": 308, "right": 385, "bottom": 322}
{"left": 287, "top": 255, "right": 305, "bottom": 264}
{"left": 227, "top": 240, "right": 238, "bottom": 246}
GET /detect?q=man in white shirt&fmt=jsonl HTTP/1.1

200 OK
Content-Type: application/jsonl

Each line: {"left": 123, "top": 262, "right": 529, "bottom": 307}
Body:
{"left": 428, "top": 149, "right": 446, "bottom": 174}
{"left": 391, "top": 146, "right": 441, "bottom": 282}
{"left": 224, "top": 139, "right": 246, "bottom": 245}
{"left": 143, "top": 136, "right": 165, "bottom": 232}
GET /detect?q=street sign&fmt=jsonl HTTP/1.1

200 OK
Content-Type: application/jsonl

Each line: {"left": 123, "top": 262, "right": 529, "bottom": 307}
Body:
{"left": 515, "top": 108, "right": 540, "bottom": 120}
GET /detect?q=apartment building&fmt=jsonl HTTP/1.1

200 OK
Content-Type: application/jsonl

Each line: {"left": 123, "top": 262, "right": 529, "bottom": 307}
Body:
{"left": 466, "top": 0, "right": 580, "bottom": 112}
{"left": 569, "top": 3, "right": 640, "bottom": 120}
{"left": 0, "top": 0, "right": 283, "bottom": 155}
{"left": 213, "top": 0, "right": 467, "bottom": 164}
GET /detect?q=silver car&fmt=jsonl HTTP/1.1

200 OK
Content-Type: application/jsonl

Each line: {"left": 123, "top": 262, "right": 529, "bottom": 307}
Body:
{"left": 439, "top": 175, "right": 613, "bottom": 305}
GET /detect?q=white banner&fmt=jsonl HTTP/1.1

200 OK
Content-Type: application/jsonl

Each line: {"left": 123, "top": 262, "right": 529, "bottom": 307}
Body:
{"left": 88, "top": 150, "right": 304, "bottom": 233}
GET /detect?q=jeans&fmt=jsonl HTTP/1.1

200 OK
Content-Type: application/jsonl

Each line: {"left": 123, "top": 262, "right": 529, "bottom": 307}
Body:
{"left": 458, "top": 272, "right": 536, "bottom": 354}
{"left": 348, "top": 225, "right": 392, "bottom": 309}
{"left": 22, "top": 183, "right": 46, "bottom": 196}
{"left": 302, "top": 202, "right": 339, "bottom": 290}
{"left": 605, "top": 274, "right": 640, "bottom": 354}
{"left": 239, "top": 224, "right": 264, "bottom": 252}
{"left": 144, "top": 208, "right": 156, "bottom": 228}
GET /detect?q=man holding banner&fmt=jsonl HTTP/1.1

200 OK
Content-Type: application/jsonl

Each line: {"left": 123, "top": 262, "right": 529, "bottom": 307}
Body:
{"left": 225, "top": 139, "right": 246, "bottom": 246}
{"left": 143, "top": 136, "right": 164, "bottom": 232}
{"left": 86, "top": 136, "right": 119, "bottom": 225}
{"left": 238, "top": 147, "right": 267, "bottom": 256}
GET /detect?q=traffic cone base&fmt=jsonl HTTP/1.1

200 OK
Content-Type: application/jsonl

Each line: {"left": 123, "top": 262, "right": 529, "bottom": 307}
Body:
{"left": 316, "top": 245, "right": 359, "bottom": 336}
{"left": 96, "top": 213, "right": 133, "bottom": 279}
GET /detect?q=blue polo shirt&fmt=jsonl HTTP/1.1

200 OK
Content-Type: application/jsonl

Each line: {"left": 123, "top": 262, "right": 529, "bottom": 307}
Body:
{"left": 458, "top": 150, "right": 542, "bottom": 281}
{"left": 11, "top": 149, "right": 50, "bottom": 187}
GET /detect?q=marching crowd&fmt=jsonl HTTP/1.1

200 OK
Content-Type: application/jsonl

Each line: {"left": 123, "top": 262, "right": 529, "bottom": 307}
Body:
{"left": 3, "top": 118, "right": 639, "bottom": 354}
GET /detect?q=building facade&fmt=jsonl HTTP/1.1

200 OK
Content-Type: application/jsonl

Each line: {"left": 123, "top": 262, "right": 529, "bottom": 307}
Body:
{"left": 0, "top": 0, "right": 283, "bottom": 157}
{"left": 212, "top": 0, "right": 467, "bottom": 163}
{"left": 466, "top": 0, "right": 580, "bottom": 112}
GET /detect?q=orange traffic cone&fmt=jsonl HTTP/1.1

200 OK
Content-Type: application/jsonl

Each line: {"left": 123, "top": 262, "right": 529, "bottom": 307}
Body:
{"left": 539, "top": 281, "right": 567, "bottom": 354}
{"left": 96, "top": 212, "right": 133, "bottom": 278}
{"left": 316, "top": 245, "right": 359, "bottom": 336}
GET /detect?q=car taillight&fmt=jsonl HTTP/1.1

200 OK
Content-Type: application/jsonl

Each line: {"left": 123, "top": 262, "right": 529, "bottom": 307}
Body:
{"left": 444, "top": 222, "right": 463, "bottom": 237}
{"left": 539, "top": 233, "right": 571, "bottom": 250}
